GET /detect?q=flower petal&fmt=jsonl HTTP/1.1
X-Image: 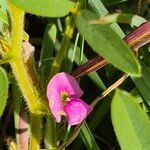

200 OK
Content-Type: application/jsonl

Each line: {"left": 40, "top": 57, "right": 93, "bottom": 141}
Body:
{"left": 64, "top": 98, "right": 92, "bottom": 125}
{"left": 47, "top": 87, "right": 63, "bottom": 122}
{"left": 48, "top": 72, "right": 83, "bottom": 98}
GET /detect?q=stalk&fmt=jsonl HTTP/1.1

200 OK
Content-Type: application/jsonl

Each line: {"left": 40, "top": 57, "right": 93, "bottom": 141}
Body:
{"left": 47, "top": 1, "right": 83, "bottom": 149}
{"left": 8, "top": 2, "right": 47, "bottom": 113}
{"left": 8, "top": 3, "right": 44, "bottom": 149}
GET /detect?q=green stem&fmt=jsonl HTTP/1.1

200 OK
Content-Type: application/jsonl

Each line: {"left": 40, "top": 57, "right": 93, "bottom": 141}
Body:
{"left": 30, "top": 113, "right": 42, "bottom": 150}
{"left": 47, "top": 5, "right": 77, "bottom": 150}
{"left": 49, "top": 17, "right": 75, "bottom": 77}
{"left": 11, "top": 60, "right": 39, "bottom": 112}
{"left": 8, "top": 3, "right": 46, "bottom": 150}
{"left": 47, "top": 22, "right": 75, "bottom": 150}
{"left": 8, "top": 2, "right": 48, "bottom": 114}
{"left": 49, "top": 1, "right": 83, "bottom": 78}
{"left": 47, "top": 1, "right": 83, "bottom": 149}
{"left": 44, "top": 116, "right": 57, "bottom": 150}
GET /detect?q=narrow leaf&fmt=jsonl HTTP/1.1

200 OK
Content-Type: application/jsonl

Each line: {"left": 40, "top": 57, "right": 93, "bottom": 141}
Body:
{"left": 0, "top": 0, "right": 8, "bottom": 11}
{"left": 44, "top": 116, "right": 57, "bottom": 150}
{"left": 0, "top": 66, "right": 8, "bottom": 116}
{"left": 131, "top": 88, "right": 150, "bottom": 112}
{"left": 0, "top": 8, "right": 9, "bottom": 25}
{"left": 91, "top": 13, "right": 146, "bottom": 27}
{"left": 39, "top": 24, "right": 56, "bottom": 86}
{"left": 76, "top": 10, "right": 141, "bottom": 76}
{"left": 131, "top": 61, "right": 150, "bottom": 106}
{"left": 111, "top": 89, "right": 150, "bottom": 150}
{"left": 0, "top": 8, "right": 29, "bottom": 41}
{"left": 80, "top": 122, "right": 100, "bottom": 150}
{"left": 29, "top": 114, "right": 42, "bottom": 150}
{"left": 89, "top": 0, "right": 125, "bottom": 38}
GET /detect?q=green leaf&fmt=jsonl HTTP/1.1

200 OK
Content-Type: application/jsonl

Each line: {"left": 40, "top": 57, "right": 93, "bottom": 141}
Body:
{"left": 130, "top": 88, "right": 150, "bottom": 112}
{"left": 0, "top": 8, "right": 9, "bottom": 25}
{"left": 130, "top": 88, "right": 143, "bottom": 103}
{"left": 76, "top": 10, "right": 141, "bottom": 76}
{"left": 44, "top": 116, "right": 57, "bottom": 150}
{"left": 89, "top": 0, "right": 125, "bottom": 38}
{"left": 86, "top": 0, "right": 123, "bottom": 132}
{"left": 39, "top": 24, "right": 56, "bottom": 86}
{"left": 89, "top": 98, "right": 111, "bottom": 132}
{"left": 0, "top": 66, "right": 8, "bottom": 116}
{"left": 0, "top": 0, "right": 8, "bottom": 11}
{"left": 111, "top": 89, "right": 150, "bottom": 150}
{"left": 0, "top": 7, "right": 29, "bottom": 41}
{"left": 131, "top": 62, "right": 150, "bottom": 106}
{"left": 0, "top": 8, "right": 29, "bottom": 41}
{"left": 23, "top": 31, "right": 29, "bottom": 41}
{"left": 29, "top": 114, "right": 42, "bottom": 150}
{"left": 116, "top": 14, "right": 146, "bottom": 27}
{"left": 80, "top": 123, "right": 100, "bottom": 150}
{"left": 91, "top": 13, "right": 146, "bottom": 27}
{"left": 9, "top": 0, "right": 75, "bottom": 17}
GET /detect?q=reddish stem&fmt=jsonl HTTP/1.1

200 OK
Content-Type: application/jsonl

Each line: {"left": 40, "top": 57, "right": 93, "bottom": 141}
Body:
{"left": 19, "top": 109, "right": 28, "bottom": 150}
{"left": 72, "top": 21, "right": 150, "bottom": 78}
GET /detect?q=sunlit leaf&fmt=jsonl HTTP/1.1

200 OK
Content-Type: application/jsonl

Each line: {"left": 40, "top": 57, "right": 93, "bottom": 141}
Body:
{"left": 0, "top": 66, "right": 8, "bottom": 116}
{"left": 9, "top": 0, "right": 75, "bottom": 17}
{"left": 111, "top": 89, "right": 150, "bottom": 150}
{"left": 0, "top": 8, "right": 9, "bottom": 25}
{"left": 39, "top": 24, "right": 56, "bottom": 86}
{"left": 89, "top": 0, "right": 125, "bottom": 38}
{"left": 76, "top": 10, "right": 141, "bottom": 76}
{"left": 91, "top": 13, "right": 146, "bottom": 27}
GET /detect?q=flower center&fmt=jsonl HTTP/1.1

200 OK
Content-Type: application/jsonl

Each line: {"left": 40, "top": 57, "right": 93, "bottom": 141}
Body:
{"left": 61, "top": 91, "right": 70, "bottom": 103}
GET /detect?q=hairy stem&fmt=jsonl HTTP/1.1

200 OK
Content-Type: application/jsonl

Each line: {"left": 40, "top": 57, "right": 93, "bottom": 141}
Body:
{"left": 29, "top": 114, "right": 42, "bottom": 150}
{"left": 8, "top": 3, "right": 46, "bottom": 150}
{"left": 8, "top": 2, "right": 48, "bottom": 113}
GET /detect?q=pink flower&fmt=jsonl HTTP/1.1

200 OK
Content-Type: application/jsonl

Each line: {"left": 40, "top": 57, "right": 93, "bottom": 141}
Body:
{"left": 47, "top": 72, "right": 92, "bottom": 125}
